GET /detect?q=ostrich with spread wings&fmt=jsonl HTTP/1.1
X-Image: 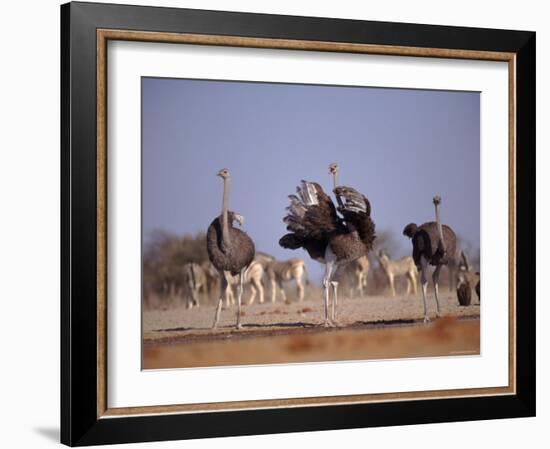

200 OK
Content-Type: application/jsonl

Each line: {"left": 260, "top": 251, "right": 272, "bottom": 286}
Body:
{"left": 279, "top": 164, "right": 375, "bottom": 326}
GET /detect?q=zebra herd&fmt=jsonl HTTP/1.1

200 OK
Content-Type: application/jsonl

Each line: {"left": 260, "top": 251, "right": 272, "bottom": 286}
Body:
{"left": 178, "top": 249, "right": 479, "bottom": 312}
{"left": 179, "top": 255, "right": 308, "bottom": 310}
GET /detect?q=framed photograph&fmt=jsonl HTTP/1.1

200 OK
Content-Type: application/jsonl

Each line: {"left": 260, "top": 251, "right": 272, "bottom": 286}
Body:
{"left": 61, "top": 1, "right": 535, "bottom": 446}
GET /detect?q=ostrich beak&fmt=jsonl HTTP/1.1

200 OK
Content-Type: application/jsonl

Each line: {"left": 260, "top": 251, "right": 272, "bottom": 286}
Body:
{"left": 234, "top": 213, "right": 245, "bottom": 226}
{"left": 217, "top": 168, "right": 230, "bottom": 178}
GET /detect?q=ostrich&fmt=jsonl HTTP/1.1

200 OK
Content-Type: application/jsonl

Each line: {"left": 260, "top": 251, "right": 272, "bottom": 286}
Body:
{"left": 403, "top": 196, "right": 457, "bottom": 323}
{"left": 279, "top": 165, "right": 375, "bottom": 326}
{"left": 206, "top": 168, "right": 255, "bottom": 329}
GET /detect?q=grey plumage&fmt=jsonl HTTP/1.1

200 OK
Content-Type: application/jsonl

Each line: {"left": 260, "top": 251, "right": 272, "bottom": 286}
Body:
{"left": 206, "top": 212, "right": 255, "bottom": 276}
{"left": 207, "top": 168, "right": 255, "bottom": 329}
{"left": 403, "top": 195, "right": 457, "bottom": 323}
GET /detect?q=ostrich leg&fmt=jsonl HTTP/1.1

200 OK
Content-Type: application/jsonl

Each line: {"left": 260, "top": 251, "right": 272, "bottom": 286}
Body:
{"left": 419, "top": 256, "right": 430, "bottom": 323}
{"left": 322, "top": 261, "right": 335, "bottom": 327}
{"left": 212, "top": 271, "right": 228, "bottom": 329}
{"left": 236, "top": 267, "right": 246, "bottom": 329}
{"left": 433, "top": 264, "right": 443, "bottom": 318}
{"left": 448, "top": 265, "right": 455, "bottom": 292}
{"left": 330, "top": 281, "right": 339, "bottom": 323}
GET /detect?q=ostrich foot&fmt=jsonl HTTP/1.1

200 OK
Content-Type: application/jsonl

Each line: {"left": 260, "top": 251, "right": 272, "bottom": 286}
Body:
{"left": 236, "top": 323, "right": 243, "bottom": 330}
{"left": 323, "top": 320, "right": 336, "bottom": 328}
{"left": 423, "top": 316, "right": 431, "bottom": 324}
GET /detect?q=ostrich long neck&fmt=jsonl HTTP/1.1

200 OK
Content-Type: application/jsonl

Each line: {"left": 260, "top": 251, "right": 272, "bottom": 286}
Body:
{"left": 221, "top": 178, "right": 231, "bottom": 245}
{"left": 333, "top": 171, "right": 344, "bottom": 208}
{"left": 435, "top": 202, "right": 447, "bottom": 253}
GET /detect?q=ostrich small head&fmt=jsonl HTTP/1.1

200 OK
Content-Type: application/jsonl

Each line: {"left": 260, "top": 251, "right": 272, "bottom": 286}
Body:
{"left": 433, "top": 195, "right": 442, "bottom": 206}
{"left": 402, "top": 223, "right": 418, "bottom": 238}
{"left": 228, "top": 211, "right": 244, "bottom": 227}
{"left": 217, "top": 168, "right": 230, "bottom": 180}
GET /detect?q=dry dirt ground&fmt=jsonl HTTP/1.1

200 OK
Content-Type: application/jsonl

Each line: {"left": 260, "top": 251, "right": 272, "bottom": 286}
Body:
{"left": 143, "top": 291, "right": 480, "bottom": 369}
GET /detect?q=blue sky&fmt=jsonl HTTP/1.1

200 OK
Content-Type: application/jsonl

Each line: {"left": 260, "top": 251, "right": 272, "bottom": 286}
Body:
{"left": 142, "top": 77, "right": 480, "bottom": 280}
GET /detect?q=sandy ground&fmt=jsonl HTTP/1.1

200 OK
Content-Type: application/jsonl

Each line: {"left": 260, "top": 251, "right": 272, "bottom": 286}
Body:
{"left": 143, "top": 292, "right": 480, "bottom": 369}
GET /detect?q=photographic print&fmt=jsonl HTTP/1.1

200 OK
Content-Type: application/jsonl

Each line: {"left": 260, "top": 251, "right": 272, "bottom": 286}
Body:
{"left": 141, "top": 77, "right": 481, "bottom": 370}
{"left": 62, "top": 5, "right": 535, "bottom": 444}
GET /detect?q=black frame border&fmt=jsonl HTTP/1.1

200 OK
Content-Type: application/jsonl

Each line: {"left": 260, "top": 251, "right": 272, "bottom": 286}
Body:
{"left": 61, "top": 2, "right": 535, "bottom": 446}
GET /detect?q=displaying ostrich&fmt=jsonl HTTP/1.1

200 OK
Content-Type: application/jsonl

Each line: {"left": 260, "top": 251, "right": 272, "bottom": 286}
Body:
{"left": 403, "top": 196, "right": 457, "bottom": 323}
{"left": 279, "top": 164, "right": 375, "bottom": 326}
{"left": 207, "top": 168, "right": 255, "bottom": 329}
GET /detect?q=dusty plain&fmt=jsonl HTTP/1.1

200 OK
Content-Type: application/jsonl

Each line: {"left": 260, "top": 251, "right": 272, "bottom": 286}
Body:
{"left": 143, "top": 291, "right": 480, "bottom": 369}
